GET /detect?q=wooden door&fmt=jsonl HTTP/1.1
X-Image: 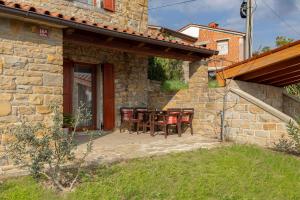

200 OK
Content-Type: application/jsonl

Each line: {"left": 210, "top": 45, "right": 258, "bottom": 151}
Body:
{"left": 63, "top": 60, "right": 73, "bottom": 115}
{"left": 103, "top": 63, "right": 115, "bottom": 131}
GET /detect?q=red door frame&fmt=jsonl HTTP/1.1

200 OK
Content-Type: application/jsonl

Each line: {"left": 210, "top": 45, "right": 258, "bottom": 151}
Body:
{"left": 63, "top": 60, "right": 98, "bottom": 130}
{"left": 102, "top": 63, "right": 115, "bottom": 131}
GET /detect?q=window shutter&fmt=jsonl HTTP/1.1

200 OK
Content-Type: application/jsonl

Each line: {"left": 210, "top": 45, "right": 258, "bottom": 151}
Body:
{"left": 103, "top": 0, "right": 115, "bottom": 12}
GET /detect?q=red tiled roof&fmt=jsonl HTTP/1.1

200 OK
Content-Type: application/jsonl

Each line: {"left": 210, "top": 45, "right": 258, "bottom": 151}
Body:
{"left": 0, "top": 0, "right": 215, "bottom": 52}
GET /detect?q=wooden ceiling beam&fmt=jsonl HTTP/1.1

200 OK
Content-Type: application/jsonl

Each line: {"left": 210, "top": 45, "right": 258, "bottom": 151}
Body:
{"left": 267, "top": 72, "right": 300, "bottom": 85}
{"left": 253, "top": 64, "right": 300, "bottom": 83}
{"left": 64, "top": 30, "right": 203, "bottom": 61}
{"left": 276, "top": 79, "right": 300, "bottom": 87}
{"left": 271, "top": 75, "right": 300, "bottom": 85}
{"left": 237, "top": 56, "right": 300, "bottom": 81}
{"left": 219, "top": 43, "right": 300, "bottom": 79}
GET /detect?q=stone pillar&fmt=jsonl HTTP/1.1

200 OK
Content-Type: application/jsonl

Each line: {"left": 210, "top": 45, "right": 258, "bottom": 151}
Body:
{"left": 182, "top": 61, "right": 190, "bottom": 83}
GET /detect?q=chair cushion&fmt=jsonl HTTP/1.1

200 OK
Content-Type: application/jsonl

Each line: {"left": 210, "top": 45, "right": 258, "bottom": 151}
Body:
{"left": 181, "top": 116, "right": 190, "bottom": 122}
{"left": 167, "top": 116, "right": 178, "bottom": 124}
{"left": 121, "top": 110, "right": 133, "bottom": 121}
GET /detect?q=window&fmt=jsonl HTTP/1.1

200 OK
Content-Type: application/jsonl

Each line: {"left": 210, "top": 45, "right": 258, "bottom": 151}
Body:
{"left": 217, "top": 40, "right": 229, "bottom": 55}
{"left": 103, "top": 0, "right": 115, "bottom": 12}
{"left": 76, "top": 0, "right": 96, "bottom": 6}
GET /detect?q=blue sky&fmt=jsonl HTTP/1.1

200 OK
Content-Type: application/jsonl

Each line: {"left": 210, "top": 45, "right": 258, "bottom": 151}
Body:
{"left": 148, "top": 0, "right": 300, "bottom": 51}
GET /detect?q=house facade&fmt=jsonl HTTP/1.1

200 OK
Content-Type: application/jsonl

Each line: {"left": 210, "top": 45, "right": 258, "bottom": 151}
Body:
{"left": 179, "top": 22, "right": 246, "bottom": 71}
{"left": 0, "top": 0, "right": 215, "bottom": 135}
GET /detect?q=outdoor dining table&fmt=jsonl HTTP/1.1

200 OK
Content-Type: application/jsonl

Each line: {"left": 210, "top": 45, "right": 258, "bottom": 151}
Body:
{"left": 148, "top": 110, "right": 168, "bottom": 136}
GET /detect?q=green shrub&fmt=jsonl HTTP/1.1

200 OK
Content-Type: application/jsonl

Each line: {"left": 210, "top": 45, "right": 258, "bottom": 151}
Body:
{"left": 275, "top": 119, "right": 300, "bottom": 155}
{"left": 5, "top": 103, "right": 95, "bottom": 192}
{"left": 161, "top": 80, "right": 188, "bottom": 92}
{"left": 208, "top": 79, "right": 219, "bottom": 88}
{"left": 286, "top": 84, "right": 300, "bottom": 97}
{"left": 148, "top": 57, "right": 184, "bottom": 82}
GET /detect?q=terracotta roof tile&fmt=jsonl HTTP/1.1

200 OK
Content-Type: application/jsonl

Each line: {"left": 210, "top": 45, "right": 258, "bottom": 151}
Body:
{"left": 0, "top": 0, "right": 215, "bottom": 52}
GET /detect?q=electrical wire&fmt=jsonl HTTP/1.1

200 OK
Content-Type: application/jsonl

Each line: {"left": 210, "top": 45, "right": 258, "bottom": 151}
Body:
{"left": 148, "top": 0, "right": 198, "bottom": 10}
{"left": 261, "top": 0, "right": 300, "bottom": 37}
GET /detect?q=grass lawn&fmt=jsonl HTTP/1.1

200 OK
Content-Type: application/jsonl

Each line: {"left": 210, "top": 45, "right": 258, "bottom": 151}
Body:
{"left": 1, "top": 145, "right": 300, "bottom": 200}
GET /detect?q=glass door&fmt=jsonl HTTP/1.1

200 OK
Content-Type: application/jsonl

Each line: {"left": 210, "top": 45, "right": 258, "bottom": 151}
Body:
{"left": 72, "top": 64, "right": 97, "bottom": 129}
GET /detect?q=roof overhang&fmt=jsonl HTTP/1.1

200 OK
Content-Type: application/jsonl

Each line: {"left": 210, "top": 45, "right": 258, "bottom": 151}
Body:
{"left": 0, "top": 2, "right": 217, "bottom": 61}
{"left": 217, "top": 40, "right": 300, "bottom": 87}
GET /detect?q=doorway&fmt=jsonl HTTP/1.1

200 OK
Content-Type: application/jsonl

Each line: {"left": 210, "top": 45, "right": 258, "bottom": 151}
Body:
{"left": 63, "top": 60, "right": 115, "bottom": 131}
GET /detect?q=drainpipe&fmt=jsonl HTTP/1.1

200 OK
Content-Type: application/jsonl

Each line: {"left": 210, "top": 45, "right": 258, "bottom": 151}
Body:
{"left": 220, "top": 92, "right": 227, "bottom": 142}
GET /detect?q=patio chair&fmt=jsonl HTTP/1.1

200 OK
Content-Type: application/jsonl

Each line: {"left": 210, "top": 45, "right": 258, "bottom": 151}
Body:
{"left": 181, "top": 108, "right": 194, "bottom": 135}
{"left": 153, "top": 108, "right": 182, "bottom": 138}
{"left": 134, "top": 107, "right": 148, "bottom": 134}
{"left": 120, "top": 107, "right": 134, "bottom": 133}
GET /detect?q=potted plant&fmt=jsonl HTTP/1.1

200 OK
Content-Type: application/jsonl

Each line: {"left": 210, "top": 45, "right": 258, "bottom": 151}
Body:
{"left": 63, "top": 114, "right": 75, "bottom": 134}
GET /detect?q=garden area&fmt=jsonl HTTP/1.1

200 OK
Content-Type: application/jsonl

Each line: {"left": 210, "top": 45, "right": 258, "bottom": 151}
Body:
{"left": 1, "top": 145, "right": 300, "bottom": 200}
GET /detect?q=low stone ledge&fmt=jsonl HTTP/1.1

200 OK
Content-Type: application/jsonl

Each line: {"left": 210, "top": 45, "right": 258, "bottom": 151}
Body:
{"left": 230, "top": 88, "right": 296, "bottom": 124}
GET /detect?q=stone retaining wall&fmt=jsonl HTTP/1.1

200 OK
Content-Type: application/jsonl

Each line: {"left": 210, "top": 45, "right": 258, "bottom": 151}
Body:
{"left": 283, "top": 92, "right": 300, "bottom": 121}
{"left": 148, "top": 61, "right": 216, "bottom": 136}
{"left": 148, "top": 67, "right": 294, "bottom": 147}
{"left": 207, "top": 86, "right": 288, "bottom": 147}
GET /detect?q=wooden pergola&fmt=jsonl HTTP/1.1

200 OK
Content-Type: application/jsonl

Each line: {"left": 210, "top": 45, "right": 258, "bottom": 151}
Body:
{"left": 217, "top": 40, "right": 300, "bottom": 87}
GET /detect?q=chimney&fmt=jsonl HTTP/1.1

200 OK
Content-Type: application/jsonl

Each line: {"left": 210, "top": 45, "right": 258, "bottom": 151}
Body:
{"left": 208, "top": 22, "right": 219, "bottom": 29}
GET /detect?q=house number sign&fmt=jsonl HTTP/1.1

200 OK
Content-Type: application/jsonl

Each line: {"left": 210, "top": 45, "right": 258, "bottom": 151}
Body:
{"left": 39, "top": 27, "right": 49, "bottom": 38}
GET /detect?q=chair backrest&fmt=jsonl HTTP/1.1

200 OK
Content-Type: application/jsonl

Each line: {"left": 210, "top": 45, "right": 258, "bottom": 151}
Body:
{"left": 166, "top": 108, "right": 182, "bottom": 124}
{"left": 134, "top": 107, "right": 148, "bottom": 120}
{"left": 120, "top": 107, "right": 134, "bottom": 122}
{"left": 182, "top": 108, "right": 194, "bottom": 122}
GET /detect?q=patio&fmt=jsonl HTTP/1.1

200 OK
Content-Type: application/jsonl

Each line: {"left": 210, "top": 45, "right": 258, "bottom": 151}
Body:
{"left": 77, "top": 130, "right": 221, "bottom": 165}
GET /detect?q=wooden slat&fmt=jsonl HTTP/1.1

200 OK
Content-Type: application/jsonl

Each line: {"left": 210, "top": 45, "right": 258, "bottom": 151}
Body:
{"left": 276, "top": 78, "right": 300, "bottom": 87}
{"left": 64, "top": 30, "right": 206, "bottom": 61}
{"left": 271, "top": 74, "right": 300, "bottom": 85}
{"left": 254, "top": 64, "right": 300, "bottom": 83}
{"left": 268, "top": 72, "right": 300, "bottom": 85}
{"left": 237, "top": 57, "right": 300, "bottom": 81}
{"left": 220, "top": 43, "right": 300, "bottom": 79}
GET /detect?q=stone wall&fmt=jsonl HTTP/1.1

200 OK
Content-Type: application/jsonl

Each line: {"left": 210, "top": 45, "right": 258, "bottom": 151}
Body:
{"left": 283, "top": 92, "right": 300, "bottom": 120}
{"left": 148, "top": 61, "right": 214, "bottom": 136}
{"left": 228, "top": 81, "right": 284, "bottom": 111}
{"left": 0, "top": 18, "right": 63, "bottom": 161}
{"left": 64, "top": 41, "right": 149, "bottom": 126}
{"left": 148, "top": 67, "right": 293, "bottom": 147}
{"left": 207, "top": 86, "right": 289, "bottom": 147}
{"left": 16, "top": 0, "right": 148, "bottom": 32}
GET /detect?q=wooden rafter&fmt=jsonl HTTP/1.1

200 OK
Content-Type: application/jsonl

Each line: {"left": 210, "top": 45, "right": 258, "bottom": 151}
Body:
{"left": 63, "top": 30, "right": 210, "bottom": 61}
{"left": 219, "top": 42, "right": 300, "bottom": 80}
{"left": 237, "top": 57, "right": 300, "bottom": 81}
{"left": 217, "top": 40, "right": 300, "bottom": 87}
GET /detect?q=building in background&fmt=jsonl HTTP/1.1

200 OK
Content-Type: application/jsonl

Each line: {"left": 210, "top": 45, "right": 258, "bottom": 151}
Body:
{"left": 179, "top": 22, "right": 246, "bottom": 72}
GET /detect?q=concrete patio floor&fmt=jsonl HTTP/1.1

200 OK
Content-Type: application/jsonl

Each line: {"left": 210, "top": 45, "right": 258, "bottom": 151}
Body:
{"left": 77, "top": 130, "right": 222, "bottom": 165}
{"left": 0, "top": 130, "right": 222, "bottom": 179}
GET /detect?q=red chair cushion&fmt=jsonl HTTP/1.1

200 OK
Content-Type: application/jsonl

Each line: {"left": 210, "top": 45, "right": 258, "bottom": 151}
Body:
{"left": 181, "top": 116, "right": 190, "bottom": 122}
{"left": 167, "top": 116, "right": 178, "bottom": 124}
{"left": 121, "top": 109, "right": 133, "bottom": 121}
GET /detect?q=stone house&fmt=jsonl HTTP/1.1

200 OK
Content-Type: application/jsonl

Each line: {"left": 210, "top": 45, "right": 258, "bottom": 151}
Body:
{"left": 0, "top": 0, "right": 216, "bottom": 135}
{"left": 0, "top": 0, "right": 300, "bottom": 174}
